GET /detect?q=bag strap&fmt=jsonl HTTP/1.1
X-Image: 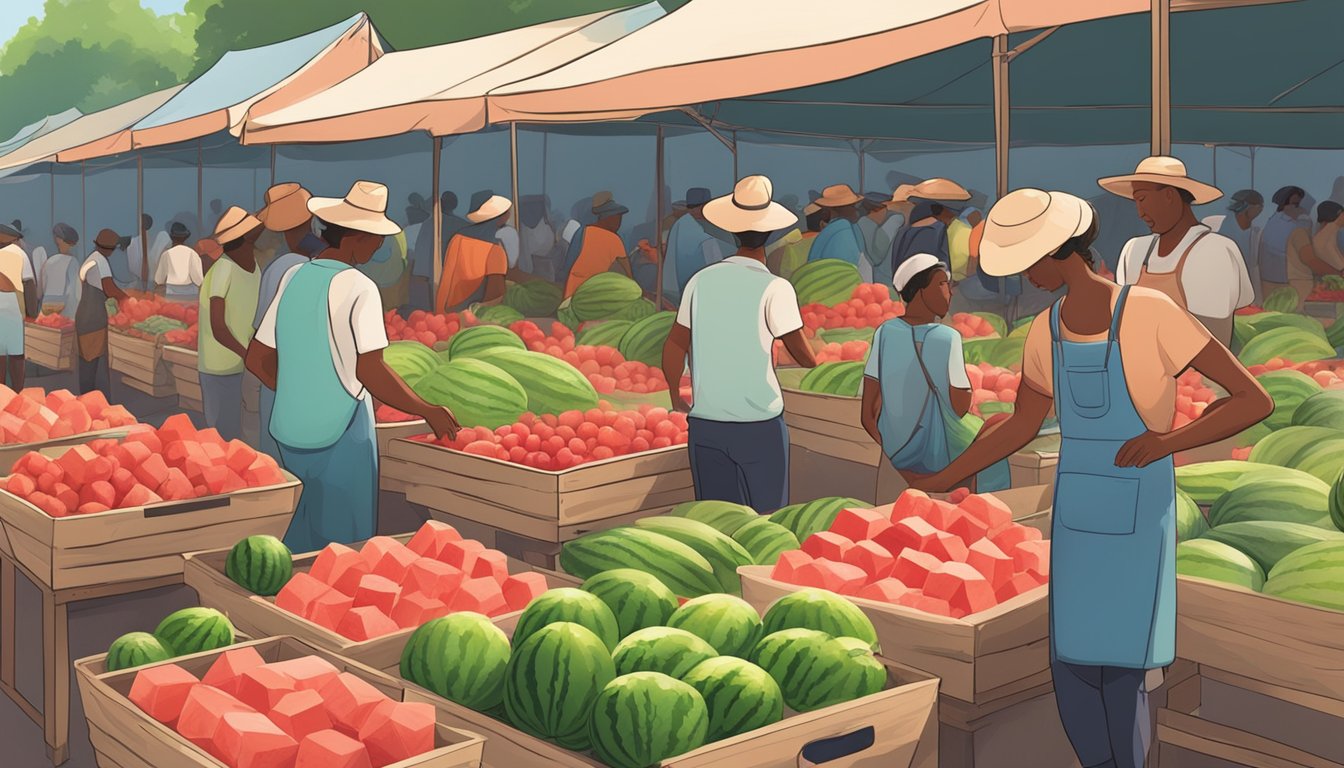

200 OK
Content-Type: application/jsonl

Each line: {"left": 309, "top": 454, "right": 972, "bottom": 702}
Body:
{"left": 882, "top": 324, "right": 936, "bottom": 462}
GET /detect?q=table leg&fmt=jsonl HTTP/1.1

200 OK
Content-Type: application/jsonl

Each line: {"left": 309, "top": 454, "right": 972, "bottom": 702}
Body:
{"left": 42, "top": 591, "right": 69, "bottom": 766}
{"left": 1, "top": 556, "right": 13, "bottom": 690}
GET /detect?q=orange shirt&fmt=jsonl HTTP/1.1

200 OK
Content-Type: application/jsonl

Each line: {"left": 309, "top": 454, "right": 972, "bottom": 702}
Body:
{"left": 565, "top": 226, "right": 627, "bottom": 297}
{"left": 436, "top": 234, "right": 506, "bottom": 312}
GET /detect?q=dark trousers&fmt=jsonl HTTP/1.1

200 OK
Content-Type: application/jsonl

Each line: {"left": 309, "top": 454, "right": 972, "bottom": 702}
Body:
{"left": 687, "top": 416, "right": 789, "bottom": 513}
{"left": 78, "top": 355, "right": 107, "bottom": 396}
{"left": 1052, "top": 657, "right": 1152, "bottom": 768}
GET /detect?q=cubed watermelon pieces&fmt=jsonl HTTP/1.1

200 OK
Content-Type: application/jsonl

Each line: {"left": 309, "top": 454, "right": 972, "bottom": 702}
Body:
{"left": 801, "top": 531, "right": 855, "bottom": 562}
{"left": 406, "top": 520, "right": 461, "bottom": 559}
{"left": 967, "top": 539, "right": 1015, "bottom": 591}
{"left": 352, "top": 574, "right": 401, "bottom": 616}
{"left": 501, "top": 571, "right": 548, "bottom": 613}
{"left": 214, "top": 711, "right": 299, "bottom": 768}
{"left": 829, "top": 507, "right": 893, "bottom": 542}
{"left": 177, "top": 684, "right": 255, "bottom": 753}
{"left": 358, "top": 701, "right": 435, "bottom": 768}
{"left": 269, "top": 689, "right": 334, "bottom": 742}
{"left": 769, "top": 550, "right": 813, "bottom": 582}
{"left": 924, "top": 561, "right": 997, "bottom": 617}
{"left": 855, "top": 577, "right": 913, "bottom": 604}
{"left": 391, "top": 591, "right": 448, "bottom": 629}
{"left": 129, "top": 663, "right": 199, "bottom": 725}
{"left": 793, "top": 559, "right": 867, "bottom": 595}
{"left": 295, "top": 729, "right": 374, "bottom": 768}
{"left": 892, "top": 548, "right": 942, "bottom": 589}
{"left": 276, "top": 573, "right": 332, "bottom": 618}
{"left": 236, "top": 666, "right": 299, "bottom": 714}
{"left": 319, "top": 673, "right": 387, "bottom": 738}
{"left": 405, "top": 559, "right": 464, "bottom": 602}
{"left": 202, "top": 646, "right": 267, "bottom": 697}
{"left": 264, "top": 656, "right": 340, "bottom": 693}
{"left": 842, "top": 540, "right": 896, "bottom": 582}
{"left": 305, "top": 590, "right": 355, "bottom": 633}
{"left": 336, "top": 606, "right": 399, "bottom": 641}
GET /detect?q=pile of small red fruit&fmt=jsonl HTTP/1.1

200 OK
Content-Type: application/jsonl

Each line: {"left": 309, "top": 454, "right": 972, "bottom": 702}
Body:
{"left": 966, "top": 363, "right": 1020, "bottom": 417}
{"left": 130, "top": 645, "right": 439, "bottom": 768}
{"left": 800, "top": 283, "right": 904, "bottom": 332}
{"left": 950, "top": 313, "right": 1000, "bottom": 339}
{"left": 1308, "top": 288, "right": 1344, "bottom": 302}
{"left": 1247, "top": 358, "right": 1344, "bottom": 390}
{"left": 511, "top": 320, "right": 677, "bottom": 396}
{"left": 28, "top": 313, "right": 73, "bottom": 330}
{"left": 4, "top": 414, "right": 287, "bottom": 518}
{"left": 163, "top": 325, "right": 199, "bottom": 349}
{"left": 275, "top": 521, "right": 548, "bottom": 640}
{"left": 771, "top": 489, "right": 1049, "bottom": 619}
{"left": 111, "top": 296, "right": 197, "bottom": 329}
{"left": 1172, "top": 370, "right": 1221, "bottom": 429}
{"left": 1234, "top": 305, "right": 1265, "bottom": 316}
{"left": 383, "top": 310, "right": 467, "bottom": 347}
{"left": 0, "top": 386, "right": 137, "bottom": 444}
{"left": 415, "top": 403, "right": 690, "bottom": 470}
{"left": 373, "top": 405, "right": 419, "bottom": 424}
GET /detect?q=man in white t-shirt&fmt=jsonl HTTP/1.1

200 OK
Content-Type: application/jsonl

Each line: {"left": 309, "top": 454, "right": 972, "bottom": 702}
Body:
{"left": 662, "top": 176, "right": 819, "bottom": 513}
{"left": 1100, "top": 156, "right": 1253, "bottom": 346}
{"left": 154, "top": 222, "right": 204, "bottom": 300}
{"left": 248, "top": 181, "right": 461, "bottom": 552}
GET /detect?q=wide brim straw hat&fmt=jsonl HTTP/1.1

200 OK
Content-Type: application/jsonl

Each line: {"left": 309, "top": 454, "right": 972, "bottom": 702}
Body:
{"left": 1098, "top": 155, "right": 1222, "bottom": 205}
{"left": 467, "top": 195, "right": 513, "bottom": 224}
{"left": 213, "top": 206, "right": 263, "bottom": 244}
{"left": 814, "top": 183, "right": 864, "bottom": 208}
{"left": 979, "top": 189, "right": 1094, "bottom": 277}
{"left": 909, "top": 178, "right": 972, "bottom": 202}
{"left": 258, "top": 183, "right": 314, "bottom": 231}
{"left": 308, "top": 181, "right": 401, "bottom": 236}
{"left": 704, "top": 175, "right": 799, "bottom": 233}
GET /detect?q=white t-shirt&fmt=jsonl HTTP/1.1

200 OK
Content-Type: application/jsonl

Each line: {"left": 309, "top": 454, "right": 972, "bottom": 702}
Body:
{"left": 1115, "top": 224, "right": 1254, "bottom": 319}
{"left": 80, "top": 252, "right": 111, "bottom": 289}
{"left": 676, "top": 256, "right": 803, "bottom": 422}
{"left": 254, "top": 264, "right": 390, "bottom": 401}
{"left": 155, "top": 244, "right": 204, "bottom": 287}
{"left": 128, "top": 231, "right": 171, "bottom": 283}
{"left": 497, "top": 226, "right": 520, "bottom": 270}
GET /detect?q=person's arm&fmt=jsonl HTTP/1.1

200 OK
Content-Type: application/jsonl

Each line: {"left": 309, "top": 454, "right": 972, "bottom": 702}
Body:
{"left": 481, "top": 274, "right": 507, "bottom": 304}
{"left": 244, "top": 340, "right": 278, "bottom": 391}
{"left": 153, "top": 252, "right": 168, "bottom": 286}
{"left": 946, "top": 332, "right": 972, "bottom": 417}
{"left": 356, "top": 350, "right": 460, "bottom": 440}
{"left": 662, "top": 322, "right": 692, "bottom": 413}
{"left": 479, "top": 245, "right": 508, "bottom": 305}
{"left": 21, "top": 280, "right": 36, "bottom": 318}
{"left": 860, "top": 377, "right": 883, "bottom": 447}
{"left": 780, "top": 330, "right": 818, "bottom": 368}
{"left": 1293, "top": 228, "right": 1338, "bottom": 277}
{"left": 913, "top": 382, "right": 1053, "bottom": 492}
{"left": 190, "top": 252, "right": 204, "bottom": 286}
{"left": 102, "top": 277, "right": 128, "bottom": 302}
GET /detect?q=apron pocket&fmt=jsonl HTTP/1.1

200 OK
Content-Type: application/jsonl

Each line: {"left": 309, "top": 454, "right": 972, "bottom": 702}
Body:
{"left": 1065, "top": 368, "right": 1111, "bottom": 418}
{"left": 1056, "top": 471, "right": 1139, "bottom": 535}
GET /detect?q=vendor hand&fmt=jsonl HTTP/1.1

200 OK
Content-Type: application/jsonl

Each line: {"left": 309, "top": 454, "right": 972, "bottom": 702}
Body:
{"left": 1115, "top": 430, "right": 1171, "bottom": 468}
{"left": 426, "top": 406, "right": 462, "bottom": 442}
{"left": 905, "top": 471, "right": 952, "bottom": 493}
{"left": 669, "top": 392, "right": 691, "bottom": 414}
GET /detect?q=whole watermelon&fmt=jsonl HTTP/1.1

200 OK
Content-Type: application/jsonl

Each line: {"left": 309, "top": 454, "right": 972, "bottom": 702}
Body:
{"left": 1256, "top": 370, "right": 1322, "bottom": 431}
{"left": 769, "top": 497, "right": 868, "bottom": 542}
{"left": 752, "top": 629, "right": 884, "bottom": 712}
{"left": 106, "top": 632, "right": 172, "bottom": 672}
{"left": 558, "top": 301, "right": 581, "bottom": 330}
{"left": 572, "top": 273, "right": 643, "bottom": 321}
{"left": 476, "top": 304, "right": 525, "bottom": 327}
{"left": 504, "top": 622, "right": 615, "bottom": 749}
{"left": 471, "top": 348, "right": 600, "bottom": 416}
{"left": 631, "top": 517, "right": 754, "bottom": 595}
{"left": 1176, "top": 539, "right": 1265, "bottom": 591}
{"left": 1208, "top": 476, "right": 1332, "bottom": 529}
{"left": 618, "top": 298, "right": 658, "bottom": 322}
{"left": 667, "top": 499, "right": 759, "bottom": 535}
{"left": 225, "top": 535, "right": 292, "bottom": 596}
{"left": 732, "top": 518, "right": 801, "bottom": 565}
{"left": 612, "top": 626, "right": 718, "bottom": 678}
{"left": 589, "top": 673, "right": 709, "bottom": 768}
{"left": 1232, "top": 311, "right": 1325, "bottom": 352}
{"left": 761, "top": 588, "right": 879, "bottom": 651}
{"left": 799, "top": 362, "right": 864, "bottom": 397}
{"left": 512, "top": 588, "right": 620, "bottom": 652}
{"left": 667, "top": 594, "right": 763, "bottom": 658}
{"left": 154, "top": 607, "right": 235, "bottom": 656}
{"left": 415, "top": 358, "right": 528, "bottom": 429}
{"left": 1293, "top": 390, "right": 1344, "bottom": 431}
{"left": 1240, "top": 327, "right": 1335, "bottom": 367}
{"left": 1332, "top": 469, "right": 1344, "bottom": 533}
{"left": 445, "top": 325, "right": 525, "bottom": 361}
{"left": 1176, "top": 461, "right": 1321, "bottom": 506}
{"left": 561, "top": 528, "right": 722, "bottom": 598}
{"left": 617, "top": 312, "right": 677, "bottom": 366}
{"left": 577, "top": 320, "right": 633, "bottom": 349}
{"left": 581, "top": 569, "right": 678, "bottom": 639}
{"left": 790, "top": 260, "right": 860, "bottom": 306}
{"left": 383, "top": 341, "right": 441, "bottom": 385}
{"left": 504, "top": 281, "right": 563, "bottom": 317}
{"left": 681, "top": 656, "right": 783, "bottom": 741}
{"left": 1205, "top": 521, "right": 1344, "bottom": 573}
{"left": 400, "top": 613, "right": 511, "bottom": 711}
{"left": 1175, "top": 490, "right": 1208, "bottom": 542}
{"left": 1262, "top": 287, "right": 1301, "bottom": 314}
{"left": 1263, "top": 541, "right": 1344, "bottom": 610}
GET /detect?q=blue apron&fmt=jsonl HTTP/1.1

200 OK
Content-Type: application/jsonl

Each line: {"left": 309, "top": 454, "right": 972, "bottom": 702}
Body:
{"left": 270, "top": 260, "right": 378, "bottom": 552}
{"left": 1049, "top": 286, "right": 1176, "bottom": 669}
{"left": 875, "top": 320, "right": 1009, "bottom": 491}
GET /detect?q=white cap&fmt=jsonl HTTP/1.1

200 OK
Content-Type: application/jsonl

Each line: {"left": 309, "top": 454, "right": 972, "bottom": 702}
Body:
{"left": 893, "top": 253, "right": 945, "bottom": 292}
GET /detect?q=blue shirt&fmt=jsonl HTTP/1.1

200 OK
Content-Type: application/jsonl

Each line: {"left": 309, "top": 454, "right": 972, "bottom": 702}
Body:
{"left": 254, "top": 252, "right": 310, "bottom": 329}
{"left": 666, "top": 215, "right": 728, "bottom": 302}
{"left": 807, "top": 219, "right": 864, "bottom": 266}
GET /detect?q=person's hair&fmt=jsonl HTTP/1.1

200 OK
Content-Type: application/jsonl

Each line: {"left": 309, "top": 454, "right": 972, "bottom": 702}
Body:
{"left": 222, "top": 237, "right": 245, "bottom": 253}
{"left": 142, "top": 214, "right": 153, "bottom": 230}
{"left": 1319, "top": 201, "right": 1344, "bottom": 225}
{"left": 1049, "top": 205, "right": 1100, "bottom": 266}
{"left": 171, "top": 233, "right": 189, "bottom": 244}
{"left": 321, "top": 221, "right": 354, "bottom": 248}
{"left": 441, "top": 191, "right": 457, "bottom": 212}
{"left": 52, "top": 223, "right": 77, "bottom": 245}
{"left": 733, "top": 231, "right": 771, "bottom": 250}
{"left": 899, "top": 264, "right": 946, "bottom": 304}
{"left": 1274, "top": 185, "right": 1306, "bottom": 211}
{"left": 1175, "top": 188, "right": 1196, "bottom": 206}
{"left": 805, "top": 209, "right": 826, "bottom": 232}
{"left": 1232, "top": 190, "right": 1264, "bottom": 210}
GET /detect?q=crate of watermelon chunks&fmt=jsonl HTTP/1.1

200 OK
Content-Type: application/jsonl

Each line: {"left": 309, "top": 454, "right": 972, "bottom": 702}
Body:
{"left": 74, "top": 634, "right": 486, "bottom": 768}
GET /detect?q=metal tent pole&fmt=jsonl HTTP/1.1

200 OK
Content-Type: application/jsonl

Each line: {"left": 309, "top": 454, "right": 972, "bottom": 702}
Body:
{"left": 510, "top": 123, "right": 520, "bottom": 228}
{"left": 993, "top": 34, "right": 1011, "bottom": 199}
{"left": 80, "top": 160, "right": 86, "bottom": 248}
{"left": 49, "top": 166, "right": 54, "bottom": 233}
{"left": 197, "top": 139, "right": 204, "bottom": 231}
{"left": 137, "top": 153, "right": 146, "bottom": 291}
{"left": 432, "top": 136, "right": 443, "bottom": 292}
{"left": 857, "top": 142, "right": 866, "bottom": 193}
{"left": 732, "top": 130, "right": 739, "bottom": 179}
{"left": 1151, "top": 0, "right": 1172, "bottom": 155}
{"left": 655, "top": 125, "right": 665, "bottom": 308}
{"left": 269, "top": 145, "right": 277, "bottom": 188}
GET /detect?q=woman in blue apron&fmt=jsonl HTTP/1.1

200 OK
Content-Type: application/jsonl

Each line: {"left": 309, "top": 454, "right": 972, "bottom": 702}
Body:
{"left": 911, "top": 189, "right": 1271, "bottom": 768}
{"left": 247, "top": 181, "right": 461, "bottom": 552}
{"left": 862, "top": 253, "right": 1009, "bottom": 501}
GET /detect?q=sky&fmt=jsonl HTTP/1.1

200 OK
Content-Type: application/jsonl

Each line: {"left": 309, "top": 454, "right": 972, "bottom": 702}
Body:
{"left": 0, "top": 0, "right": 188, "bottom": 36}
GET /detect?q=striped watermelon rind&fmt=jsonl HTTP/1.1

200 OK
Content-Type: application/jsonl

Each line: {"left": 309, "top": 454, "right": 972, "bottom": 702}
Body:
{"left": 617, "top": 298, "right": 658, "bottom": 322}
{"left": 612, "top": 626, "right": 718, "bottom": 678}
{"left": 752, "top": 630, "right": 883, "bottom": 712}
{"left": 572, "top": 273, "right": 643, "bottom": 321}
{"left": 631, "top": 517, "right": 754, "bottom": 595}
{"left": 225, "top": 535, "right": 293, "bottom": 596}
{"left": 799, "top": 361, "right": 864, "bottom": 397}
{"left": 1204, "top": 521, "right": 1344, "bottom": 574}
{"left": 400, "top": 612, "right": 511, "bottom": 711}
{"left": 1263, "top": 540, "right": 1344, "bottom": 610}
{"left": 105, "top": 632, "right": 172, "bottom": 672}
{"left": 617, "top": 312, "right": 676, "bottom": 366}
{"left": 1256, "top": 370, "right": 1322, "bottom": 431}
{"left": 769, "top": 496, "right": 868, "bottom": 542}
{"left": 504, "top": 622, "right": 615, "bottom": 750}
{"left": 576, "top": 320, "right": 633, "bottom": 349}
{"left": 1332, "top": 469, "right": 1344, "bottom": 533}
{"left": 732, "top": 518, "right": 801, "bottom": 565}
{"left": 1176, "top": 462, "right": 1322, "bottom": 507}
{"left": 1175, "top": 490, "right": 1208, "bottom": 542}
{"left": 1207, "top": 477, "right": 1332, "bottom": 529}
{"left": 1239, "top": 326, "right": 1335, "bottom": 367}
{"left": 444, "top": 325, "right": 526, "bottom": 361}
{"left": 415, "top": 357, "right": 529, "bottom": 429}
{"left": 681, "top": 656, "right": 783, "bottom": 741}
{"left": 153, "top": 607, "right": 235, "bottom": 656}
{"left": 761, "top": 588, "right": 879, "bottom": 651}
{"left": 666, "top": 594, "right": 763, "bottom": 659}
{"left": 384, "top": 341, "right": 442, "bottom": 385}
{"left": 667, "top": 500, "right": 759, "bottom": 535}
{"left": 589, "top": 672, "right": 709, "bottom": 768}
{"left": 790, "top": 260, "right": 861, "bottom": 307}
{"left": 1293, "top": 390, "right": 1344, "bottom": 431}
{"left": 512, "top": 588, "right": 621, "bottom": 652}
{"left": 1176, "top": 540, "right": 1265, "bottom": 591}
{"left": 475, "top": 304, "right": 526, "bottom": 327}
{"left": 504, "top": 281, "right": 563, "bottom": 317}
{"left": 472, "top": 348, "right": 600, "bottom": 416}
{"left": 580, "top": 569, "right": 678, "bottom": 639}
{"left": 560, "top": 528, "right": 721, "bottom": 598}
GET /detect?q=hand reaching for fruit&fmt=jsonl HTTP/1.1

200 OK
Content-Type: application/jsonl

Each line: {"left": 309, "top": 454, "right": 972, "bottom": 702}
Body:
{"left": 425, "top": 406, "right": 461, "bottom": 442}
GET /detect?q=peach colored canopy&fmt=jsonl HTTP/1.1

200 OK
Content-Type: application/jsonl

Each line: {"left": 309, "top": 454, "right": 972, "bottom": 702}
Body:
{"left": 242, "top": 3, "right": 666, "bottom": 144}
{"left": 0, "top": 87, "right": 182, "bottom": 171}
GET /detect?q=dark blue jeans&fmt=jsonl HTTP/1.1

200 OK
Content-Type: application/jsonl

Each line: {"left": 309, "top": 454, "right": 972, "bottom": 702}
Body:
{"left": 687, "top": 416, "right": 789, "bottom": 513}
{"left": 1052, "top": 657, "right": 1152, "bottom": 768}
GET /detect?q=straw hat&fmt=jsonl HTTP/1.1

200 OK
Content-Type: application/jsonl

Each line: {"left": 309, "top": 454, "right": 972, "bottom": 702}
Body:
{"left": 308, "top": 181, "right": 401, "bottom": 236}
{"left": 196, "top": 238, "right": 222, "bottom": 261}
{"left": 1098, "top": 156, "right": 1222, "bottom": 205}
{"left": 909, "top": 178, "right": 971, "bottom": 203}
{"left": 467, "top": 191, "right": 513, "bottom": 224}
{"left": 258, "top": 183, "right": 314, "bottom": 232}
{"left": 213, "top": 207, "right": 263, "bottom": 244}
{"left": 803, "top": 202, "right": 822, "bottom": 216}
{"left": 814, "top": 184, "right": 864, "bottom": 208}
{"left": 979, "top": 189, "right": 1094, "bottom": 277}
{"left": 93, "top": 228, "right": 121, "bottom": 250}
{"left": 704, "top": 176, "right": 798, "bottom": 234}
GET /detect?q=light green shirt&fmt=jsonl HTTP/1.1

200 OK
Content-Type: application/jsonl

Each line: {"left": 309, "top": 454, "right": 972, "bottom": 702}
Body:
{"left": 198, "top": 255, "right": 260, "bottom": 375}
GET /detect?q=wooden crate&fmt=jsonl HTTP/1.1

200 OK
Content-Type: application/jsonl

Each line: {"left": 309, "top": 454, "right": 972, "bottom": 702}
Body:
{"left": 937, "top": 685, "right": 1079, "bottom": 768}
{"left": 383, "top": 438, "right": 694, "bottom": 550}
{"left": 162, "top": 344, "right": 202, "bottom": 413}
{"left": 73, "top": 635, "right": 486, "bottom": 768}
{"left": 24, "top": 322, "right": 75, "bottom": 371}
{"left": 0, "top": 427, "right": 133, "bottom": 475}
{"left": 393, "top": 648, "right": 938, "bottom": 768}
{"left": 376, "top": 419, "right": 428, "bottom": 493}
{"left": 1009, "top": 433, "right": 1059, "bottom": 492}
{"left": 108, "top": 329, "right": 174, "bottom": 398}
{"left": 0, "top": 470, "right": 301, "bottom": 592}
{"left": 184, "top": 534, "right": 571, "bottom": 671}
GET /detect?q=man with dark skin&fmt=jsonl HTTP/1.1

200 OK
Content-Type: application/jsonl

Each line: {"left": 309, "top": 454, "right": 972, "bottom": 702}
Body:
{"left": 75, "top": 229, "right": 130, "bottom": 395}
{"left": 563, "top": 194, "right": 634, "bottom": 297}
{"left": 197, "top": 208, "right": 262, "bottom": 440}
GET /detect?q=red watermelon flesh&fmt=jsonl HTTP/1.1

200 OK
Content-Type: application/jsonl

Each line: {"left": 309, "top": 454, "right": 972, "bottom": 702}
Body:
{"left": 924, "top": 561, "right": 997, "bottom": 617}
{"left": 214, "top": 711, "right": 299, "bottom": 768}
{"left": 358, "top": 700, "right": 435, "bottom": 768}
{"left": 855, "top": 577, "right": 913, "bottom": 603}
{"left": 894, "top": 590, "right": 954, "bottom": 617}
{"left": 926, "top": 531, "right": 969, "bottom": 563}
{"left": 391, "top": 591, "right": 448, "bottom": 629}
{"left": 501, "top": 572, "right": 548, "bottom": 613}
{"left": 769, "top": 550, "right": 813, "bottom": 582}
{"left": 305, "top": 590, "right": 354, "bottom": 633}
{"left": 129, "top": 664, "right": 199, "bottom": 725}
{"left": 794, "top": 559, "right": 867, "bottom": 595}
{"left": 801, "top": 531, "right": 855, "bottom": 562}
{"left": 352, "top": 574, "right": 400, "bottom": 616}
{"left": 176, "top": 684, "right": 255, "bottom": 752}
{"left": 372, "top": 546, "right": 419, "bottom": 582}
{"left": 889, "top": 490, "right": 935, "bottom": 520}
{"left": 1013, "top": 540, "right": 1051, "bottom": 577}
{"left": 469, "top": 548, "right": 509, "bottom": 582}
{"left": 990, "top": 523, "right": 1042, "bottom": 552}
{"left": 236, "top": 666, "right": 299, "bottom": 714}
{"left": 829, "top": 507, "right": 893, "bottom": 542}
{"left": 437, "top": 539, "right": 485, "bottom": 572}
{"left": 893, "top": 549, "right": 942, "bottom": 589}
{"left": 405, "top": 559, "right": 463, "bottom": 602}
{"left": 295, "top": 729, "right": 374, "bottom": 768}
{"left": 201, "top": 647, "right": 267, "bottom": 697}
{"left": 275, "top": 573, "right": 332, "bottom": 618}
{"left": 967, "top": 539, "right": 1015, "bottom": 590}
{"left": 446, "top": 577, "right": 507, "bottom": 616}
{"left": 958, "top": 494, "right": 1013, "bottom": 529}
{"left": 842, "top": 540, "right": 896, "bottom": 581}
{"left": 922, "top": 500, "right": 962, "bottom": 532}
{"left": 265, "top": 657, "right": 340, "bottom": 693}
{"left": 997, "top": 571, "right": 1046, "bottom": 603}
{"left": 358, "top": 537, "right": 406, "bottom": 570}
{"left": 874, "top": 517, "right": 939, "bottom": 557}
{"left": 308, "top": 544, "right": 357, "bottom": 584}
{"left": 329, "top": 555, "right": 373, "bottom": 597}
{"left": 406, "top": 520, "right": 461, "bottom": 558}
{"left": 948, "top": 512, "right": 990, "bottom": 546}
{"left": 319, "top": 673, "right": 388, "bottom": 738}
{"left": 269, "top": 689, "right": 334, "bottom": 742}
{"left": 337, "top": 606, "right": 399, "bottom": 641}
